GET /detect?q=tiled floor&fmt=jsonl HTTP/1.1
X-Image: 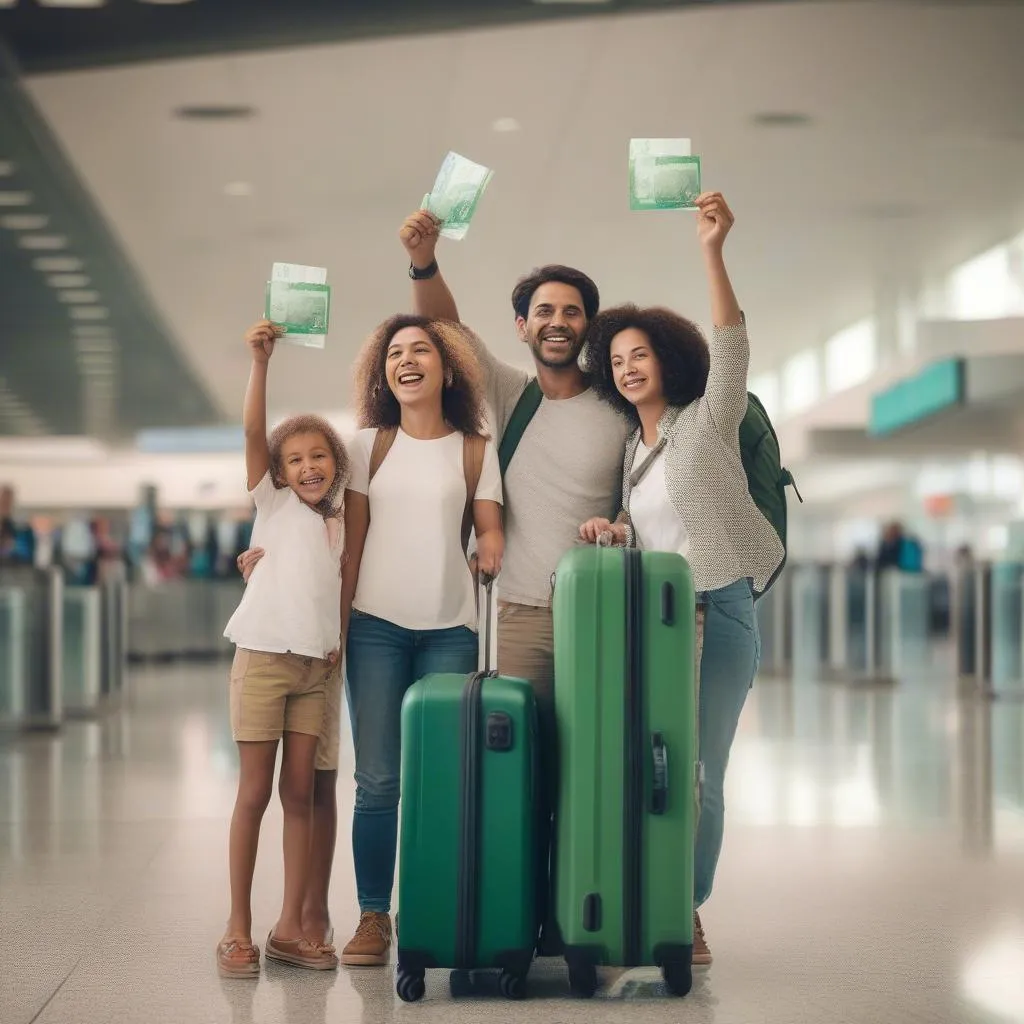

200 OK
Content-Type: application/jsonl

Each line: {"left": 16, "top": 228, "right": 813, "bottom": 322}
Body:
{"left": 2, "top": 663, "right": 1023, "bottom": 1024}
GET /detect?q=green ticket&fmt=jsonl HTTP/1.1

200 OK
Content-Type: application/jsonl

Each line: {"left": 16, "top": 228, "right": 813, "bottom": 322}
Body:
{"left": 629, "top": 139, "right": 701, "bottom": 211}
{"left": 424, "top": 151, "right": 494, "bottom": 241}
{"left": 265, "top": 280, "right": 331, "bottom": 349}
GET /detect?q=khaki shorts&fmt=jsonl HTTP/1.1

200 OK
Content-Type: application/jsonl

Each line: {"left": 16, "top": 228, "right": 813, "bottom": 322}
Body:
{"left": 229, "top": 648, "right": 333, "bottom": 744}
{"left": 315, "top": 661, "right": 343, "bottom": 772}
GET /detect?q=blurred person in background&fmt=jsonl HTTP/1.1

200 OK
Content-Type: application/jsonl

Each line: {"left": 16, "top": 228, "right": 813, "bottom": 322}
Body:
{"left": 876, "top": 521, "right": 905, "bottom": 571}
{"left": 0, "top": 484, "right": 35, "bottom": 566}
{"left": 141, "top": 526, "right": 185, "bottom": 585}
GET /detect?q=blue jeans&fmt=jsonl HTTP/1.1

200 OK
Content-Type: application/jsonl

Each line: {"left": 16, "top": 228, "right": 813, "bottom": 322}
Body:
{"left": 694, "top": 578, "right": 760, "bottom": 909}
{"left": 345, "top": 609, "right": 477, "bottom": 913}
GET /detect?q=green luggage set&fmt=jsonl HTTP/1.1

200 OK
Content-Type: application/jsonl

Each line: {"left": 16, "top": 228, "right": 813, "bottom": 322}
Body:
{"left": 395, "top": 545, "right": 698, "bottom": 1001}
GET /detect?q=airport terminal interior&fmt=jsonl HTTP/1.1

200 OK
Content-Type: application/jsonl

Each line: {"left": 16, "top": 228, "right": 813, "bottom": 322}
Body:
{"left": 2, "top": 2, "right": 1024, "bottom": 1023}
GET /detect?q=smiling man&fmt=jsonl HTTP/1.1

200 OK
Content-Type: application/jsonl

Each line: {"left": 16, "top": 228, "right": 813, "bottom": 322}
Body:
{"left": 399, "top": 211, "right": 631, "bottom": 951}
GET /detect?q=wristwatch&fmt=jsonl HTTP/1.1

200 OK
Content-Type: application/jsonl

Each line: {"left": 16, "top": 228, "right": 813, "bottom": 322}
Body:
{"left": 409, "top": 259, "right": 439, "bottom": 281}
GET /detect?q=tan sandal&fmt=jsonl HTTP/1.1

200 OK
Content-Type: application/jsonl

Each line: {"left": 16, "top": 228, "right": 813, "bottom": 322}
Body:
{"left": 217, "top": 938, "right": 261, "bottom": 979}
{"left": 266, "top": 930, "right": 338, "bottom": 971}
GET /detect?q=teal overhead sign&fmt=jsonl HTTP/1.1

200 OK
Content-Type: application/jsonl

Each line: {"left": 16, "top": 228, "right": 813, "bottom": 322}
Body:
{"left": 869, "top": 358, "right": 965, "bottom": 437}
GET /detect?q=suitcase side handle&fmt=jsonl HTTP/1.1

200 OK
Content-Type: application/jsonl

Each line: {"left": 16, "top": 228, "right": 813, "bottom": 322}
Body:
{"left": 661, "top": 581, "right": 675, "bottom": 625}
{"left": 650, "top": 731, "right": 669, "bottom": 815}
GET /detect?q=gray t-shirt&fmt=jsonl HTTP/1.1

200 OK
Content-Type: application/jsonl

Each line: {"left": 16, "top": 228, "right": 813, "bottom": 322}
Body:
{"left": 465, "top": 329, "right": 632, "bottom": 607}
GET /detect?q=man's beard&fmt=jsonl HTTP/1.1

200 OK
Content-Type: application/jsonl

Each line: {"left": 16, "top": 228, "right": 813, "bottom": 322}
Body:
{"left": 530, "top": 329, "right": 582, "bottom": 369}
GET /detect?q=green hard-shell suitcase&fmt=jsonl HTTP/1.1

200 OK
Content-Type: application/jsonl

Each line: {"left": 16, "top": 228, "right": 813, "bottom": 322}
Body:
{"left": 552, "top": 543, "right": 698, "bottom": 998}
{"left": 395, "top": 579, "right": 541, "bottom": 1002}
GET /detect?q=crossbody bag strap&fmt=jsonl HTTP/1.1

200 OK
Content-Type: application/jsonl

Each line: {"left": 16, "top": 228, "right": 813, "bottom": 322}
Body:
{"left": 628, "top": 436, "right": 668, "bottom": 489}
{"left": 461, "top": 433, "right": 486, "bottom": 554}
{"left": 497, "top": 378, "right": 543, "bottom": 477}
{"left": 368, "top": 426, "right": 399, "bottom": 485}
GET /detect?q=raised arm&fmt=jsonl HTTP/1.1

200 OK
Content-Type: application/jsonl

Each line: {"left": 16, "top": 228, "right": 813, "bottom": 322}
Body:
{"left": 242, "top": 320, "right": 280, "bottom": 490}
{"left": 398, "top": 209, "right": 530, "bottom": 434}
{"left": 695, "top": 193, "right": 748, "bottom": 433}
{"left": 400, "top": 210, "right": 460, "bottom": 322}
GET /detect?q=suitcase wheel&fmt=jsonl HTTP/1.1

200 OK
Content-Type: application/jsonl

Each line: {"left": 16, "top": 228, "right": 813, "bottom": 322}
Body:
{"left": 499, "top": 969, "right": 527, "bottom": 1000}
{"left": 396, "top": 967, "right": 426, "bottom": 1003}
{"left": 568, "top": 961, "right": 598, "bottom": 999}
{"left": 662, "top": 958, "right": 692, "bottom": 998}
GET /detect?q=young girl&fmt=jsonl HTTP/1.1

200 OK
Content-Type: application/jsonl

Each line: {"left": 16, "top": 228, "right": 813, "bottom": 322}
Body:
{"left": 339, "top": 313, "right": 503, "bottom": 966}
{"left": 217, "top": 319, "right": 350, "bottom": 978}
{"left": 580, "top": 193, "right": 784, "bottom": 967}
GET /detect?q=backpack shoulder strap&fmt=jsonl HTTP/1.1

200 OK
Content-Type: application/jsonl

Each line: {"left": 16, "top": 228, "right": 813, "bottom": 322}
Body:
{"left": 497, "top": 378, "right": 543, "bottom": 476}
{"left": 461, "top": 433, "right": 487, "bottom": 553}
{"left": 368, "top": 426, "right": 398, "bottom": 485}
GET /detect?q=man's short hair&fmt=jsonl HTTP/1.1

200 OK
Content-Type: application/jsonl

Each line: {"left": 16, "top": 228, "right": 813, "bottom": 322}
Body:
{"left": 511, "top": 265, "right": 600, "bottom": 321}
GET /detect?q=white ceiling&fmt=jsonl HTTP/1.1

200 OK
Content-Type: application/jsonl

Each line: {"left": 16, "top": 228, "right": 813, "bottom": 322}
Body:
{"left": 24, "top": 0, "right": 1024, "bottom": 424}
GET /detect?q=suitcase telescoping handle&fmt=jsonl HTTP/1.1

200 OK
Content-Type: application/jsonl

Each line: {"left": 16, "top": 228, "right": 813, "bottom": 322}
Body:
{"left": 650, "top": 731, "right": 669, "bottom": 815}
{"left": 478, "top": 573, "right": 498, "bottom": 676}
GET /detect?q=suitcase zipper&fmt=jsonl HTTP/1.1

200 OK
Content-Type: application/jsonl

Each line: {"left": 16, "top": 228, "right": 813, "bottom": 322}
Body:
{"left": 456, "top": 670, "right": 485, "bottom": 969}
{"left": 623, "top": 547, "right": 643, "bottom": 967}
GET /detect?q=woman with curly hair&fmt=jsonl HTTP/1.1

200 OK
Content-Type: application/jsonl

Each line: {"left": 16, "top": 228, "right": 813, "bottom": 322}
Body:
{"left": 580, "top": 193, "right": 784, "bottom": 967}
{"left": 219, "top": 320, "right": 350, "bottom": 978}
{"left": 337, "top": 312, "right": 504, "bottom": 966}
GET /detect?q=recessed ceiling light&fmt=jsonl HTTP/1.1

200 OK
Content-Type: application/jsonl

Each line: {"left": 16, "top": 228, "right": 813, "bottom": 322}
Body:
{"left": 58, "top": 290, "right": 101, "bottom": 304}
{"left": 19, "top": 235, "right": 68, "bottom": 250}
{"left": 224, "top": 181, "right": 254, "bottom": 198}
{"left": 75, "top": 338, "right": 116, "bottom": 354}
{"left": 492, "top": 117, "right": 522, "bottom": 134}
{"left": 70, "top": 306, "right": 109, "bottom": 321}
{"left": 79, "top": 355, "right": 115, "bottom": 371}
{"left": 751, "top": 112, "right": 812, "bottom": 128}
{"left": 0, "top": 161, "right": 14, "bottom": 176}
{"left": 0, "top": 191, "right": 33, "bottom": 207}
{"left": 1, "top": 214, "right": 50, "bottom": 231}
{"left": 34, "top": 256, "right": 83, "bottom": 272}
{"left": 48, "top": 274, "right": 91, "bottom": 289}
{"left": 73, "top": 325, "right": 112, "bottom": 338}
{"left": 175, "top": 104, "right": 256, "bottom": 121}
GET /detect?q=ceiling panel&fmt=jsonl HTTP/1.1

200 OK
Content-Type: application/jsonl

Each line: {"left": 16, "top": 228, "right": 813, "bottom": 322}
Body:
{"left": 3, "top": 0, "right": 1024, "bottom": 440}
{"left": 2, "top": 0, "right": 761, "bottom": 73}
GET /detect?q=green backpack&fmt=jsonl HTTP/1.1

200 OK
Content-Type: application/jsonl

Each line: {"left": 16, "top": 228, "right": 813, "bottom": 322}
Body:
{"left": 739, "top": 392, "right": 801, "bottom": 595}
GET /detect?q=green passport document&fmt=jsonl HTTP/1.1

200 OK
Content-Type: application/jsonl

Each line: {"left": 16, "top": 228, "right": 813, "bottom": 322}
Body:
{"left": 629, "top": 139, "right": 701, "bottom": 211}
{"left": 423, "top": 151, "right": 494, "bottom": 241}
{"left": 265, "top": 263, "right": 330, "bottom": 349}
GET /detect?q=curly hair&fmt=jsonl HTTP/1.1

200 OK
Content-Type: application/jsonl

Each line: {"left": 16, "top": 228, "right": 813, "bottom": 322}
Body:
{"left": 583, "top": 304, "right": 710, "bottom": 422}
{"left": 352, "top": 314, "right": 488, "bottom": 436}
{"left": 511, "top": 265, "right": 600, "bottom": 321}
{"left": 267, "top": 414, "right": 350, "bottom": 519}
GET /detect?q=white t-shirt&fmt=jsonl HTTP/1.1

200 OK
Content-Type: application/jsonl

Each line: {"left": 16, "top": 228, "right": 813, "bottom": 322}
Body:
{"left": 628, "top": 442, "right": 690, "bottom": 558}
{"left": 349, "top": 428, "right": 503, "bottom": 631}
{"left": 224, "top": 471, "right": 344, "bottom": 659}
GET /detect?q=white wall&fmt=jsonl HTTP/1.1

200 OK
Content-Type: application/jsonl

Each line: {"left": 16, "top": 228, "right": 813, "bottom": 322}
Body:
{"left": 2, "top": 446, "right": 252, "bottom": 511}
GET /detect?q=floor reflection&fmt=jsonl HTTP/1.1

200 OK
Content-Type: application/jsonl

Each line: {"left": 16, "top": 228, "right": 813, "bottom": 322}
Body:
{"left": 1, "top": 663, "right": 1022, "bottom": 1024}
